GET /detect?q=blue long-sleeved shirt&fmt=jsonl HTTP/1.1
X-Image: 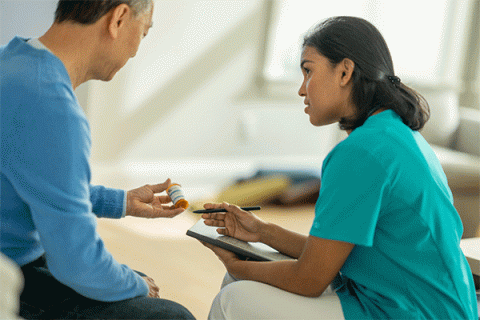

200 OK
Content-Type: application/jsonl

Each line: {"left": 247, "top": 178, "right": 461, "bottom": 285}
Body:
{"left": 0, "top": 37, "right": 149, "bottom": 301}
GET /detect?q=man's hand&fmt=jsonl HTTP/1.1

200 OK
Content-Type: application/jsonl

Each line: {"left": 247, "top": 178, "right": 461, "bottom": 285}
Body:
{"left": 126, "top": 179, "right": 185, "bottom": 218}
{"left": 142, "top": 276, "right": 160, "bottom": 298}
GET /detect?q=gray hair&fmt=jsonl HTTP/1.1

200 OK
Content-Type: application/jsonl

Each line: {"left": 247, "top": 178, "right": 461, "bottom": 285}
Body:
{"left": 55, "top": 0, "right": 153, "bottom": 24}
{"left": 129, "top": 0, "right": 153, "bottom": 15}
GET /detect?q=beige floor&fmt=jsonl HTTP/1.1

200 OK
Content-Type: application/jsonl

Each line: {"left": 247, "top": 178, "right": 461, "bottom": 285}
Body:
{"left": 96, "top": 205, "right": 315, "bottom": 320}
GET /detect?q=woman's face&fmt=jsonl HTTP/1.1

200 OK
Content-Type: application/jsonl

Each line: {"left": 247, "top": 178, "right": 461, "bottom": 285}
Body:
{"left": 298, "top": 46, "right": 354, "bottom": 127}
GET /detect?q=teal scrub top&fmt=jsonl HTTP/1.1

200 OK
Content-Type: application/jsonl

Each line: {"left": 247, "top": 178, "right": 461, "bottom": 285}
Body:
{"left": 310, "top": 110, "right": 477, "bottom": 319}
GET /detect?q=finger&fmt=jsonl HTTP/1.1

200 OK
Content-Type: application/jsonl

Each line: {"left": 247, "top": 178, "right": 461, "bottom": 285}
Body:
{"left": 201, "top": 212, "right": 226, "bottom": 221}
{"left": 201, "top": 241, "right": 222, "bottom": 254}
{"left": 206, "top": 243, "right": 238, "bottom": 260}
{"left": 161, "top": 212, "right": 184, "bottom": 218}
{"left": 147, "top": 179, "right": 172, "bottom": 194}
{"left": 158, "top": 207, "right": 184, "bottom": 218}
{"left": 144, "top": 277, "right": 160, "bottom": 296}
{"left": 203, "top": 219, "right": 225, "bottom": 228}
{"left": 150, "top": 282, "right": 159, "bottom": 292}
{"left": 201, "top": 241, "right": 214, "bottom": 249}
{"left": 156, "top": 195, "right": 173, "bottom": 204}
{"left": 203, "top": 202, "right": 227, "bottom": 210}
{"left": 216, "top": 228, "right": 229, "bottom": 236}
{"left": 146, "top": 276, "right": 158, "bottom": 287}
{"left": 225, "top": 202, "right": 244, "bottom": 214}
{"left": 160, "top": 204, "right": 178, "bottom": 210}
{"left": 202, "top": 242, "right": 224, "bottom": 254}
{"left": 202, "top": 203, "right": 241, "bottom": 220}
{"left": 168, "top": 207, "right": 185, "bottom": 214}
{"left": 143, "top": 207, "right": 183, "bottom": 219}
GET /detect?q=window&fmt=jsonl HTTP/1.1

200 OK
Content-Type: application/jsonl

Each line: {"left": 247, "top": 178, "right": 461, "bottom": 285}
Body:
{"left": 264, "top": 0, "right": 470, "bottom": 87}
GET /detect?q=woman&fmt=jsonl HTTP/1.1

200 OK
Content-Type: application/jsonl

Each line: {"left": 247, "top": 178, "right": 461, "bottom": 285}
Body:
{"left": 199, "top": 16, "right": 477, "bottom": 319}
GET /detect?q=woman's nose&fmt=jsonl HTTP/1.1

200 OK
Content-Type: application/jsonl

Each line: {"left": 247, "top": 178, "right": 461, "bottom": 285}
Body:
{"left": 298, "top": 82, "right": 306, "bottom": 97}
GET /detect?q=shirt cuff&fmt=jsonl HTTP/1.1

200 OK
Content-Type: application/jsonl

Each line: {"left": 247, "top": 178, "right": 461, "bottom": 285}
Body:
{"left": 90, "top": 185, "right": 125, "bottom": 219}
{"left": 122, "top": 192, "right": 127, "bottom": 218}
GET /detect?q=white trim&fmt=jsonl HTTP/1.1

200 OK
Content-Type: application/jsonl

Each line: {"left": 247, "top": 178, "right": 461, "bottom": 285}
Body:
{"left": 26, "top": 38, "right": 51, "bottom": 53}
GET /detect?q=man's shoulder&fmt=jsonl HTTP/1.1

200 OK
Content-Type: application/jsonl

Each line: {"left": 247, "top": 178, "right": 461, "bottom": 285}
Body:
{"left": 1, "top": 37, "right": 68, "bottom": 84}
{"left": 1, "top": 37, "right": 83, "bottom": 125}
{"left": 1, "top": 37, "right": 41, "bottom": 66}
{"left": 1, "top": 37, "right": 75, "bottom": 105}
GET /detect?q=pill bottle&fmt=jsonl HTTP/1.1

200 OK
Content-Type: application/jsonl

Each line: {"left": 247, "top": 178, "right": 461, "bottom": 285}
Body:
{"left": 166, "top": 183, "right": 189, "bottom": 209}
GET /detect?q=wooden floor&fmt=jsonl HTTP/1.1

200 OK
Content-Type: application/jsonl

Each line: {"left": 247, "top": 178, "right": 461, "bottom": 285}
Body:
{"left": 96, "top": 205, "right": 315, "bottom": 320}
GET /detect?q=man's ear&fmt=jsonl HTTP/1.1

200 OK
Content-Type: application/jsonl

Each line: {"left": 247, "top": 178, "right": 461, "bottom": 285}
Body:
{"left": 108, "top": 4, "right": 130, "bottom": 39}
{"left": 339, "top": 58, "right": 355, "bottom": 87}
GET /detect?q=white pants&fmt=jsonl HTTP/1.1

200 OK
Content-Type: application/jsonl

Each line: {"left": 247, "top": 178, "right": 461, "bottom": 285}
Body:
{"left": 208, "top": 273, "right": 345, "bottom": 320}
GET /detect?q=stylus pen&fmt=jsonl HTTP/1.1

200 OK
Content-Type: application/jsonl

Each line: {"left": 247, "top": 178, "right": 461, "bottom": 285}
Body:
{"left": 193, "top": 206, "right": 261, "bottom": 214}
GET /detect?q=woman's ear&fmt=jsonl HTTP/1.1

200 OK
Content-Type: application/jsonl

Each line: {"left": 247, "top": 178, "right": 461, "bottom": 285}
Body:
{"left": 339, "top": 58, "right": 355, "bottom": 87}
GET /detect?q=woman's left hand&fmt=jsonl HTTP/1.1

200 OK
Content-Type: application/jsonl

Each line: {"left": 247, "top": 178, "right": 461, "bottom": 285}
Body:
{"left": 201, "top": 242, "right": 243, "bottom": 276}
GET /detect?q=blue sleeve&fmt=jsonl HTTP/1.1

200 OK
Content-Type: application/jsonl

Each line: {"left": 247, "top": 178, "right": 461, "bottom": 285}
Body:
{"left": 3, "top": 74, "right": 148, "bottom": 300}
{"left": 90, "top": 185, "right": 126, "bottom": 218}
{"left": 310, "top": 141, "right": 389, "bottom": 246}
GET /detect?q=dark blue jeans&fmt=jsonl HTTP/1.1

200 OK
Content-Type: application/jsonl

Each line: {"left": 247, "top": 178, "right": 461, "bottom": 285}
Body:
{"left": 20, "top": 256, "right": 195, "bottom": 319}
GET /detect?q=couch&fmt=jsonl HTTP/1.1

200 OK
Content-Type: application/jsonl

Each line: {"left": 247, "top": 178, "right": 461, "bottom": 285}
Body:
{"left": 421, "top": 90, "right": 480, "bottom": 238}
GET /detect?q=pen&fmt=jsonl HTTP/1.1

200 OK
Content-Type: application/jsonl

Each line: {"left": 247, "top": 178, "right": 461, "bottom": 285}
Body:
{"left": 193, "top": 206, "right": 261, "bottom": 214}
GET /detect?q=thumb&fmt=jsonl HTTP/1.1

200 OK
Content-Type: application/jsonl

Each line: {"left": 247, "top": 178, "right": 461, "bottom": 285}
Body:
{"left": 148, "top": 178, "right": 172, "bottom": 194}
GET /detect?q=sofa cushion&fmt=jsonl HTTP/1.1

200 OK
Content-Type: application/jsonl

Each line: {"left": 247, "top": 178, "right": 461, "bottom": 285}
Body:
{"left": 432, "top": 145, "right": 480, "bottom": 195}
{"left": 420, "top": 90, "right": 460, "bottom": 148}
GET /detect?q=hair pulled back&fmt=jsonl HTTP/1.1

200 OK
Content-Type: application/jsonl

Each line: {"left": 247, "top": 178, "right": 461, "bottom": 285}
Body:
{"left": 303, "top": 16, "right": 429, "bottom": 131}
{"left": 55, "top": 0, "right": 152, "bottom": 25}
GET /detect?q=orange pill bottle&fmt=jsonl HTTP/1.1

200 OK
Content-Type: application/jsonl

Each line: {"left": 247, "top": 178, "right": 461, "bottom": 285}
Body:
{"left": 166, "top": 184, "right": 189, "bottom": 209}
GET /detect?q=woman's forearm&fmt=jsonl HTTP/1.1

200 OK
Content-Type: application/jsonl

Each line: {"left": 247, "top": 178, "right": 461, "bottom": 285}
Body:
{"left": 226, "top": 236, "right": 353, "bottom": 298}
{"left": 259, "top": 222, "right": 308, "bottom": 259}
{"left": 231, "top": 259, "right": 327, "bottom": 297}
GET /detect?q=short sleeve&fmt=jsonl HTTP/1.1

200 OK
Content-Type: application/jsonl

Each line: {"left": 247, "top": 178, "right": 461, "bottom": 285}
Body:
{"left": 310, "top": 142, "right": 389, "bottom": 246}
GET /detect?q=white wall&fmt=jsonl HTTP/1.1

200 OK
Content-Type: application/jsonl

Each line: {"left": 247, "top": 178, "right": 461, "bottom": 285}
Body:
{"left": 0, "top": 0, "right": 56, "bottom": 45}
{"left": 1, "top": 0, "right": 340, "bottom": 195}
{"left": 83, "top": 1, "right": 339, "bottom": 165}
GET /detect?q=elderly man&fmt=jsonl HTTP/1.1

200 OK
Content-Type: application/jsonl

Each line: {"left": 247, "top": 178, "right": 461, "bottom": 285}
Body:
{"left": 0, "top": 1, "right": 195, "bottom": 319}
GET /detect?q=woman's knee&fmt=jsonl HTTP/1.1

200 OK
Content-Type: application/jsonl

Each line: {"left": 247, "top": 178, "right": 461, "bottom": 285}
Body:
{"left": 209, "top": 280, "right": 273, "bottom": 320}
{"left": 209, "top": 280, "right": 344, "bottom": 320}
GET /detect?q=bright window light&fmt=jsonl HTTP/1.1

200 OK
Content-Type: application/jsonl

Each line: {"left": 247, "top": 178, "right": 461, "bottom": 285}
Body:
{"left": 264, "top": 0, "right": 461, "bottom": 85}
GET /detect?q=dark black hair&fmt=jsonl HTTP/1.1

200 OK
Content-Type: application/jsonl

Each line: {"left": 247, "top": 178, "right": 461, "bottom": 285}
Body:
{"left": 55, "top": 0, "right": 152, "bottom": 25}
{"left": 303, "top": 16, "right": 429, "bottom": 131}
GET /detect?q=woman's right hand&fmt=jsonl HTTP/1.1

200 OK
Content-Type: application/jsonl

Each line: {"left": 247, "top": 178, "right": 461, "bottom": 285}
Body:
{"left": 201, "top": 202, "right": 266, "bottom": 243}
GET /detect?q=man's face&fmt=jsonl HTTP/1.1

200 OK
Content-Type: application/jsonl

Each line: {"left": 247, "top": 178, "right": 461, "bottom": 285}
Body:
{"left": 123, "top": 3, "right": 154, "bottom": 60}
{"left": 102, "top": 3, "right": 154, "bottom": 81}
